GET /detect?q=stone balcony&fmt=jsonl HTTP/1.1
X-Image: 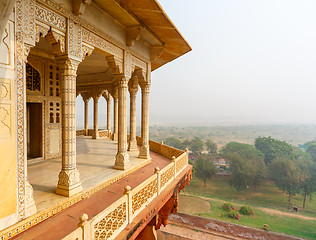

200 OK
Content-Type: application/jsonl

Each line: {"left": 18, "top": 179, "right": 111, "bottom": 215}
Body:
{"left": 1, "top": 133, "right": 192, "bottom": 240}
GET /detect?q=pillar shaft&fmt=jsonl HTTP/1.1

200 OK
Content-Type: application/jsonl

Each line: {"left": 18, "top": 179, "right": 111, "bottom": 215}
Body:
{"left": 84, "top": 99, "right": 89, "bottom": 136}
{"left": 93, "top": 96, "right": 99, "bottom": 139}
{"left": 113, "top": 93, "right": 118, "bottom": 141}
{"left": 107, "top": 96, "right": 112, "bottom": 132}
{"left": 56, "top": 58, "right": 83, "bottom": 197}
{"left": 114, "top": 77, "right": 130, "bottom": 170}
{"left": 138, "top": 83, "right": 151, "bottom": 159}
{"left": 128, "top": 90, "right": 138, "bottom": 151}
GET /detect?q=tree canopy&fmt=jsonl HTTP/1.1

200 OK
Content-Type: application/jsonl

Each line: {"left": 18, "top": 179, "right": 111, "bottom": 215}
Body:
{"left": 195, "top": 155, "right": 216, "bottom": 187}
{"left": 254, "top": 136, "right": 294, "bottom": 165}
{"left": 221, "top": 142, "right": 265, "bottom": 192}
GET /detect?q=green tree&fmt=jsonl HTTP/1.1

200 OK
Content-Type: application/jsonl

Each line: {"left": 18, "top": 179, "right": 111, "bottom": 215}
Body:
{"left": 189, "top": 137, "right": 204, "bottom": 155}
{"left": 305, "top": 141, "right": 316, "bottom": 162}
{"left": 205, "top": 139, "right": 218, "bottom": 154}
{"left": 255, "top": 136, "right": 293, "bottom": 165}
{"left": 296, "top": 155, "right": 316, "bottom": 208}
{"left": 221, "top": 142, "right": 265, "bottom": 192}
{"left": 188, "top": 158, "right": 196, "bottom": 176}
{"left": 164, "top": 137, "right": 184, "bottom": 150}
{"left": 195, "top": 156, "right": 216, "bottom": 187}
{"left": 269, "top": 157, "right": 300, "bottom": 205}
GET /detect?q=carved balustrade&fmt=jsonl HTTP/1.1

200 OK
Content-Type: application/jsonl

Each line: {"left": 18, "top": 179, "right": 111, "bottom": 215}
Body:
{"left": 62, "top": 139, "right": 189, "bottom": 240}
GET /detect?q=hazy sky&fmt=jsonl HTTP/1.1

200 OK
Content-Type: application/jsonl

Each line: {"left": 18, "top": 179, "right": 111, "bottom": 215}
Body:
{"left": 150, "top": 0, "right": 316, "bottom": 125}
{"left": 77, "top": 0, "right": 316, "bottom": 127}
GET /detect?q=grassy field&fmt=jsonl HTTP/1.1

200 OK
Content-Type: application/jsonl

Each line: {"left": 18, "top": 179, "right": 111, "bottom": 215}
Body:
{"left": 179, "top": 175, "right": 316, "bottom": 239}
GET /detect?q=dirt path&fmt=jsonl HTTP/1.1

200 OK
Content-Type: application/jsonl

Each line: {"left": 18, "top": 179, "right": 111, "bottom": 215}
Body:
{"left": 180, "top": 193, "right": 316, "bottom": 221}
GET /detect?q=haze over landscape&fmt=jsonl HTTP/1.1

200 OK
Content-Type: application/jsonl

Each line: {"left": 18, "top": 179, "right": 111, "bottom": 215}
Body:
{"left": 77, "top": 0, "right": 316, "bottom": 126}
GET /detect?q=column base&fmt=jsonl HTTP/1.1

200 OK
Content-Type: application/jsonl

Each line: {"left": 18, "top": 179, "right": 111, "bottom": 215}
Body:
{"left": 138, "top": 145, "right": 151, "bottom": 160}
{"left": 56, "top": 169, "right": 83, "bottom": 197}
{"left": 84, "top": 129, "right": 89, "bottom": 136}
{"left": 112, "top": 133, "right": 118, "bottom": 141}
{"left": 25, "top": 180, "right": 37, "bottom": 217}
{"left": 114, "top": 152, "right": 130, "bottom": 170}
{"left": 128, "top": 140, "right": 138, "bottom": 152}
{"left": 92, "top": 130, "right": 99, "bottom": 139}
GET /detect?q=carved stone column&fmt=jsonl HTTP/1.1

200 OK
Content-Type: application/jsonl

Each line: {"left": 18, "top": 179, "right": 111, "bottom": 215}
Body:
{"left": 114, "top": 76, "right": 130, "bottom": 170}
{"left": 112, "top": 88, "right": 118, "bottom": 141}
{"left": 56, "top": 58, "right": 83, "bottom": 197}
{"left": 92, "top": 94, "right": 101, "bottom": 139}
{"left": 128, "top": 88, "right": 138, "bottom": 152}
{"left": 107, "top": 95, "right": 112, "bottom": 133}
{"left": 102, "top": 91, "right": 112, "bottom": 136}
{"left": 81, "top": 93, "right": 90, "bottom": 136}
{"left": 138, "top": 82, "right": 151, "bottom": 159}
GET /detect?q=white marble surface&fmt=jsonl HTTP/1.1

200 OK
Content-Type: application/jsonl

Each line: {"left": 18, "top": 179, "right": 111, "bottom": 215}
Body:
{"left": 28, "top": 136, "right": 144, "bottom": 212}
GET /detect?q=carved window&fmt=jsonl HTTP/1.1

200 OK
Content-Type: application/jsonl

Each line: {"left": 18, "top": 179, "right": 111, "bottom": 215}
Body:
{"left": 48, "top": 64, "right": 60, "bottom": 97}
{"left": 26, "top": 63, "right": 41, "bottom": 92}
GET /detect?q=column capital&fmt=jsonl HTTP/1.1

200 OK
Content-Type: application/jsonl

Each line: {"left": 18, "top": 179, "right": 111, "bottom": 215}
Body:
{"left": 92, "top": 88, "right": 103, "bottom": 100}
{"left": 116, "top": 75, "right": 128, "bottom": 88}
{"left": 139, "top": 82, "right": 150, "bottom": 93}
{"left": 102, "top": 90, "right": 112, "bottom": 102}
{"left": 56, "top": 56, "right": 81, "bottom": 75}
{"left": 81, "top": 92, "right": 91, "bottom": 102}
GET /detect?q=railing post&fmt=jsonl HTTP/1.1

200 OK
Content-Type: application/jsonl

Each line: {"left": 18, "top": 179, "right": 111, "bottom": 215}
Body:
{"left": 124, "top": 185, "right": 132, "bottom": 224}
{"left": 78, "top": 213, "right": 90, "bottom": 240}
{"left": 172, "top": 156, "right": 176, "bottom": 177}
{"left": 155, "top": 167, "right": 160, "bottom": 195}
{"left": 185, "top": 148, "right": 189, "bottom": 165}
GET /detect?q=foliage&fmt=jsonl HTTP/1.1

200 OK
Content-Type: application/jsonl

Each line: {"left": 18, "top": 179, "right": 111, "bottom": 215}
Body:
{"left": 305, "top": 142, "right": 316, "bottom": 163}
{"left": 164, "top": 137, "right": 184, "bottom": 150}
{"left": 195, "top": 155, "right": 216, "bottom": 187}
{"left": 221, "top": 142, "right": 265, "bottom": 192}
{"left": 269, "top": 156, "right": 300, "bottom": 205}
{"left": 228, "top": 210, "right": 240, "bottom": 220}
{"left": 188, "top": 158, "right": 196, "bottom": 176}
{"left": 239, "top": 205, "right": 255, "bottom": 215}
{"left": 296, "top": 155, "right": 316, "bottom": 208}
{"left": 205, "top": 139, "right": 218, "bottom": 154}
{"left": 254, "top": 136, "right": 294, "bottom": 165}
{"left": 189, "top": 137, "right": 204, "bottom": 154}
{"left": 222, "top": 202, "right": 235, "bottom": 211}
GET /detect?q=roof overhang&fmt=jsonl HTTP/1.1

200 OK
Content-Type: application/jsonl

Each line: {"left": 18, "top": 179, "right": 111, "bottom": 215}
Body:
{"left": 93, "top": 0, "right": 191, "bottom": 71}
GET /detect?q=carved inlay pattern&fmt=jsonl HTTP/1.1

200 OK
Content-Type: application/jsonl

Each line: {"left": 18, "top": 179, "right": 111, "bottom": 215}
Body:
{"left": 16, "top": 0, "right": 26, "bottom": 218}
{"left": 161, "top": 165, "right": 175, "bottom": 188}
{"left": 82, "top": 44, "right": 94, "bottom": 60}
{"left": 132, "top": 179, "right": 157, "bottom": 214}
{"left": 82, "top": 29, "right": 123, "bottom": 59}
{"left": 0, "top": 105, "right": 10, "bottom": 135}
{"left": 35, "top": 4, "right": 66, "bottom": 31}
{"left": 94, "top": 202, "right": 127, "bottom": 240}
{"left": 131, "top": 55, "right": 147, "bottom": 71}
{"left": 23, "top": 0, "right": 35, "bottom": 42}
{"left": 0, "top": 83, "right": 10, "bottom": 100}
{"left": 176, "top": 155, "right": 187, "bottom": 174}
{"left": 69, "top": 20, "right": 82, "bottom": 58}
{"left": 57, "top": 169, "right": 81, "bottom": 187}
{"left": 35, "top": 24, "right": 49, "bottom": 43}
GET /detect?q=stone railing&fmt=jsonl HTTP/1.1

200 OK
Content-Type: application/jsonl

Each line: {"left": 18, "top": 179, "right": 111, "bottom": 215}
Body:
{"left": 136, "top": 136, "right": 183, "bottom": 160}
{"left": 76, "top": 129, "right": 85, "bottom": 136}
{"left": 76, "top": 129, "right": 111, "bottom": 138}
{"left": 98, "top": 130, "right": 109, "bottom": 138}
{"left": 62, "top": 141, "right": 188, "bottom": 240}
